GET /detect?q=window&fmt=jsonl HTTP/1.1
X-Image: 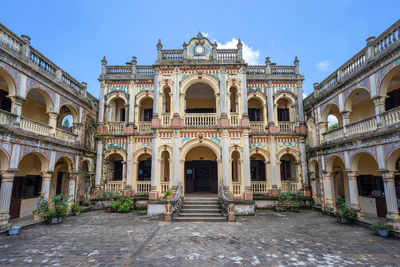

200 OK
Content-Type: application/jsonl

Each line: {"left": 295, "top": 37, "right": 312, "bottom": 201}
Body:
{"left": 0, "top": 89, "right": 11, "bottom": 112}
{"left": 22, "top": 176, "right": 42, "bottom": 198}
{"left": 248, "top": 108, "right": 261, "bottom": 121}
{"left": 120, "top": 108, "right": 126, "bottom": 121}
{"left": 138, "top": 160, "right": 152, "bottom": 181}
{"left": 278, "top": 108, "right": 290, "bottom": 121}
{"left": 143, "top": 109, "right": 153, "bottom": 121}
{"left": 385, "top": 88, "right": 400, "bottom": 111}
{"left": 113, "top": 160, "right": 123, "bottom": 181}
{"left": 280, "top": 160, "right": 291, "bottom": 181}
{"left": 357, "top": 175, "right": 384, "bottom": 197}
{"left": 250, "top": 160, "right": 266, "bottom": 181}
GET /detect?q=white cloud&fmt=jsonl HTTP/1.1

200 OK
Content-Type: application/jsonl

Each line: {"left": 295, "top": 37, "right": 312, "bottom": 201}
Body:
{"left": 327, "top": 115, "right": 338, "bottom": 126}
{"left": 316, "top": 60, "right": 331, "bottom": 71}
{"left": 200, "top": 32, "right": 209, "bottom": 38}
{"left": 216, "top": 38, "right": 260, "bottom": 65}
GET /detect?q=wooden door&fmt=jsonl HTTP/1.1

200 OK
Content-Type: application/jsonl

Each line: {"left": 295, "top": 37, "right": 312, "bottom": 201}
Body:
{"left": 376, "top": 197, "right": 387, "bottom": 218}
{"left": 10, "top": 177, "right": 23, "bottom": 219}
{"left": 210, "top": 161, "right": 218, "bottom": 193}
{"left": 185, "top": 161, "right": 194, "bottom": 193}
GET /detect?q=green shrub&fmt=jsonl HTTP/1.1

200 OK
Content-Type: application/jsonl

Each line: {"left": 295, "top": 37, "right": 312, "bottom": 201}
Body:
{"left": 71, "top": 204, "right": 83, "bottom": 213}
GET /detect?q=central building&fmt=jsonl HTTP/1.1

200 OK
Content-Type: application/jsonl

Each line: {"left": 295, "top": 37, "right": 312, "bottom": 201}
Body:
{"left": 95, "top": 33, "right": 308, "bottom": 200}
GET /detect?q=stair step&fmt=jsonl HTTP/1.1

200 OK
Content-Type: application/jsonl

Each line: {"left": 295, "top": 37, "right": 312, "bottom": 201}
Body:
{"left": 184, "top": 200, "right": 219, "bottom": 205}
{"left": 178, "top": 213, "right": 223, "bottom": 217}
{"left": 180, "top": 208, "right": 221, "bottom": 213}
{"left": 184, "top": 204, "right": 220, "bottom": 209}
{"left": 174, "top": 216, "right": 226, "bottom": 222}
{"left": 184, "top": 198, "right": 219, "bottom": 201}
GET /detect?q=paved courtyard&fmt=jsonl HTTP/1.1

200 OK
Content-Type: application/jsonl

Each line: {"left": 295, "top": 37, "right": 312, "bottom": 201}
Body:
{"left": 0, "top": 210, "right": 399, "bottom": 266}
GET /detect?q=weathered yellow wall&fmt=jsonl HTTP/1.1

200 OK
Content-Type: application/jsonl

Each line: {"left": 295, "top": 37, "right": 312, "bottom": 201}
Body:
{"left": 186, "top": 98, "right": 216, "bottom": 110}
{"left": 16, "top": 154, "right": 42, "bottom": 176}
{"left": 357, "top": 154, "right": 379, "bottom": 176}
{"left": 21, "top": 97, "right": 48, "bottom": 124}
{"left": 349, "top": 99, "right": 375, "bottom": 123}
{"left": 186, "top": 146, "right": 217, "bottom": 161}
{"left": 359, "top": 196, "right": 377, "bottom": 216}
{"left": 20, "top": 197, "right": 39, "bottom": 218}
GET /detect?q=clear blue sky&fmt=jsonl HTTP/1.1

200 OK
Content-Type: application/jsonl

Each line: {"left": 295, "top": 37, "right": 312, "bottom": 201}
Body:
{"left": 1, "top": 0, "right": 399, "bottom": 98}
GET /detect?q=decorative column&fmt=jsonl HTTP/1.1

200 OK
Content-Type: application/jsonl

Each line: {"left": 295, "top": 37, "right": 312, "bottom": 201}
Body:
{"left": 323, "top": 171, "right": 334, "bottom": 210}
{"left": 10, "top": 96, "right": 24, "bottom": 125}
{"left": 240, "top": 68, "right": 249, "bottom": 126}
{"left": 94, "top": 141, "right": 103, "bottom": 189}
{"left": 48, "top": 112, "right": 58, "bottom": 135}
{"left": 341, "top": 111, "right": 350, "bottom": 135}
{"left": 346, "top": 170, "right": 361, "bottom": 210}
{"left": 152, "top": 68, "right": 161, "bottom": 127}
{"left": 243, "top": 131, "right": 252, "bottom": 200}
{"left": 150, "top": 132, "right": 159, "bottom": 200}
{"left": 222, "top": 130, "right": 230, "bottom": 188}
{"left": 300, "top": 140, "right": 308, "bottom": 189}
{"left": 372, "top": 96, "right": 386, "bottom": 126}
{"left": 41, "top": 172, "right": 52, "bottom": 200}
{"left": 219, "top": 67, "right": 229, "bottom": 126}
{"left": 296, "top": 78, "right": 305, "bottom": 125}
{"left": 68, "top": 173, "right": 77, "bottom": 205}
{"left": 269, "top": 137, "right": 277, "bottom": 188}
{"left": 132, "top": 161, "right": 138, "bottom": 190}
{"left": 128, "top": 80, "right": 136, "bottom": 124}
{"left": 319, "top": 121, "right": 328, "bottom": 141}
{"left": 172, "top": 130, "right": 180, "bottom": 188}
{"left": 309, "top": 171, "right": 317, "bottom": 201}
{"left": 125, "top": 141, "right": 134, "bottom": 189}
{"left": 381, "top": 170, "right": 400, "bottom": 229}
{"left": 0, "top": 171, "right": 15, "bottom": 230}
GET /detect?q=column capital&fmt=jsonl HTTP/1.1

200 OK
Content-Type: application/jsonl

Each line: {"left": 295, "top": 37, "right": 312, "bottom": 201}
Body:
{"left": 378, "top": 169, "right": 395, "bottom": 182}
{"left": 41, "top": 171, "right": 53, "bottom": 181}
{"left": 345, "top": 170, "right": 358, "bottom": 179}
{"left": 10, "top": 95, "right": 25, "bottom": 105}
{"left": 323, "top": 171, "right": 332, "bottom": 179}
{"left": 1, "top": 171, "right": 15, "bottom": 182}
{"left": 341, "top": 111, "right": 350, "bottom": 118}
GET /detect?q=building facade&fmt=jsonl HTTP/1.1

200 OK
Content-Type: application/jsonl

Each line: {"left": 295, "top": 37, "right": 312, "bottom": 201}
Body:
{"left": 304, "top": 20, "right": 400, "bottom": 228}
{"left": 0, "top": 23, "right": 97, "bottom": 229}
{"left": 96, "top": 33, "right": 308, "bottom": 201}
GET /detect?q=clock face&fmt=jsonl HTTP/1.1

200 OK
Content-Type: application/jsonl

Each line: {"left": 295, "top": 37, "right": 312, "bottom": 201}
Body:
{"left": 194, "top": 45, "right": 205, "bottom": 55}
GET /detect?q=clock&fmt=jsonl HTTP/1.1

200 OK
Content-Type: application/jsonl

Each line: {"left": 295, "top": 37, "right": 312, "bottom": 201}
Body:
{"left": 194, "top": 44, "right": 205, "bottom": 55}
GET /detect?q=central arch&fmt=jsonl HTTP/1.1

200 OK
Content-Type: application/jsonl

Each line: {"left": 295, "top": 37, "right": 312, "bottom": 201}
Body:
{"left": 184, "top": 145, "right": 218, "bottom": 194}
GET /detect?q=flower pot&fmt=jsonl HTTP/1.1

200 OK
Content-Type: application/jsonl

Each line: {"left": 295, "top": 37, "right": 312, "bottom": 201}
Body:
{"left": 339, "top": 217, "right": 353, "bottom": 225}
{"left": 290, "top": 206, "right": 299, "bottom": 212}
{"left": 58, "top": 217, "right": 63, "bottom": 223}
{"left": 49, "top": 218, "right": 59, "bottom": 224}
{"left": 105, "top": 207, "right": 112, "bottom": 213}
{"left": 378, "top": 229, "right": 390, "bottom": 237}
{"left": 274, "top": 205, "right": 287, "bottom": 212}
{"left": 73, "top": 211, "right": 80, "bottom": 216}
{"left": 8, "top": 226, "right": 21, "bottom": 236}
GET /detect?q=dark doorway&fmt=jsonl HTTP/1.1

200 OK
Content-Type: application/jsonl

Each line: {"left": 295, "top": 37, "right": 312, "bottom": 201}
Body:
{"left": 278, "top": 108, "right": 290, "bottom": 121}
{"left": 120, "top": 108, "right": 126, "bottom": 121}
{"left": 113, "top": 160, "right": 123, "bottom": 181}
{"left": 185, "top": 160, "right": 217, "bottom": 193}
{"left": 251, "top": 160, "right": 266, "bottom": 181}
{"left": 10, "top": 177, "right": 23, "bottom": 219}
{"left": 56, "top": 172, "right": 63, "bottom": 194}
{"left": 138, "top": 160, "right": 151, "bottom": 181}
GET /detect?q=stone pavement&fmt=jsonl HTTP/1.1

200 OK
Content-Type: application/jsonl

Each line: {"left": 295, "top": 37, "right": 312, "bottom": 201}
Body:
{"left": 0, "top": 210, "right": 399, "bottom": 266}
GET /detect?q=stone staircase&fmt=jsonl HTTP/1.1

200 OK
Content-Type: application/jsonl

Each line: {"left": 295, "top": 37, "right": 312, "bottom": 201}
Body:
{"left": 173, "top": 197, "right": 226, "bottom": 222}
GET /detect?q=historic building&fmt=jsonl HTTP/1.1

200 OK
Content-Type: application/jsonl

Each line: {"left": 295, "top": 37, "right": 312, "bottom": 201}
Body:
{"left": 0, "top": 23, "right": 97, "bottom": 229}
{"left": 96, "top": 32, "right": 308, "bottom": 202}
{"left": 304, "top": 20, "right": 400, "bottom": 228}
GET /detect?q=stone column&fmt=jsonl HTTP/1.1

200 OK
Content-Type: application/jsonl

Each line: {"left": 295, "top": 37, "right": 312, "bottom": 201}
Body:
{"left": 341, "top": 111, "right": 350, "bottom": 135}
{"left": 128, "top": 81, "right": 136, "bottom": 124}
{"left": 94, "top": 141, "right": 103, "bottom": 189}
{"left": 309, "top": 171, "right": 317, "bottom": 200}
{"left": 132, "top": 161, "right": 138, "bottom": 190}
{"left": 346, "top": 170, "right": 360, "bottom": 210}
{"left": 172, "top": 130, "right": 180, "bottom": 187}
{"left": 0, "top": 171, "right": 15, "bottom": 230}
{"left": 48, "top": 112, "right": 58, "bottom": 135}
{"left": 222, "top": 130, "right": 229, "bottom": 188}
{"left": 270, "top": 138, "right": 277, "bottom": 187}
{"left": 267, "top": 81, "right": 274, "bottom": 125}
{"left": 98, "top": 83, "right": 105, "bottom": 123}
{"left": 243, "top": 131, "right": 252, "bottom": 200}
{"left": 68, "top": 173, "right": 77, "bottom": 205}
{"left": 323, "top": 171, "right": 334, "bottom": 209}
{"left": 296, "top": 80, "right": 305, "bottom": 124}
{"left": 153, "top": 68, "right": 160, "bottom": 117}
{"left": 300, "top": 140, "right": 308, "bottom": 187}
{"left": 220, "top": 67, "right": 227, "bottom": 117}
{"left": 319, "top": 121, "right": 328, "bottom": 141}
{"left": 240, "top": 68, "right": 248, "bottom": 121}
{"left": 10, "top": 96, "right": 24, "bottom": 125}
{"left": 381, "top": 170, "right": 400, "bottom": 229}
{"left": 126, "top": 141, "right": 134, "bottom": 188}
{"left": 373, "top": 96, "right": 386, "bottom": 126}
{"left": 41, "top": 172, "right": 52, "bottom": 200}
{"left": 150, "top": 132, "right": 159, "bottom": 200}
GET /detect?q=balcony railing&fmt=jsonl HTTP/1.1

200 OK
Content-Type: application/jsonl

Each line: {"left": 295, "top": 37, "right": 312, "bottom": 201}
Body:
{"left": 380, "top": 106, "right": 400, "bottom": 127}
{"left": 281, "top": 181, "right": 298, "bottom": 192}
{"left": 160, "top": 181, "right": 170, "bottom": 194}
{"left": 138, "top": 121, "right": 152, "bottom": 133}
{"left": 20, "top": 117, "right": 51, "bottom": 136}
{"left": 252, "top": 181, "right": 268, "bottom": 194}
{"left": 250, "top": 121, "right": 265, "bottom": 133}
{"left": 346, "top": 117, "right": 377, "bottom": 136}
{"left": 136, "top": 181, "right": 151, "bottom": 194}
{"left": 105, "top": 181, "right": 124, "bottom": 192}
{"left": 55, "top": 128, "right": 78, "bottom": 143}
{"left": 0, "top": 109, "right": 16, "bottom": 125}
{"left": 232, "top": 182, "right": 241, "bottom": 196}
{"left": 162, "top": 114, "right": 171, "bottom": 126}
{"left": 216, "top": 49, "right": 238, "bottom": 62}
{"left": 278, "top": 121, "right": 295, "bottom": 132}
{"left": 106, "top": 121, "right": 126, "bottom": 134}
{"left": 323, "top": 127, "right": 344, "bottom": 142}
{"left": 184, "top": 113, "right": 217, "bottom": 127}
{"left": 230, "top": 113, "right": 239, "bottom": 126}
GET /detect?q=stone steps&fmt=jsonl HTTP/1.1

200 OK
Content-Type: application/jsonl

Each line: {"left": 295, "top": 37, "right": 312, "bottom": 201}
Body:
{"left": 174, "top": 197, "right": 226, "bottom": 222}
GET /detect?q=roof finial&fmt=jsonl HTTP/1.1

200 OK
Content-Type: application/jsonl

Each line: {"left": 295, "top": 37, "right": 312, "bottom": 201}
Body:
{"left": 157, "top": 39, "right": 163, "bottom": 50}
{"left": 237, "top": 38, "right": 243, "bottom": 48}
{"left": 197, "top": 32, "right": 203, "bottom": 39}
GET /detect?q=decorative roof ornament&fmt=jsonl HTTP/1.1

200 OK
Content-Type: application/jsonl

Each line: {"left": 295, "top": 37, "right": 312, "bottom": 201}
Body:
{"left": 237, "top": 38, "right": 243, "bottom": 48}
{"left": 294, "top": 56, "right": 299, "bottom": 64}
{"left": 157, "top": 39, "right": 163, "bottom": 50}
{"left": 197, "top": 32, "right": 203, "bottom": 39}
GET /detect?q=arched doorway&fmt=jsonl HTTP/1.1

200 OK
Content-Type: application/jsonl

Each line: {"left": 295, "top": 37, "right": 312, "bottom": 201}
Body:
{"left": 185, "top": 146, "right": 218, "bottom": 194}
{"left": 105, "top": 153, "right": 124, "bottom": 182}
{"left": 53, "top": 157, "right": 73, "bottom": 196}
{"left": 185, "top": 82, "right": 216, "bottom": 113}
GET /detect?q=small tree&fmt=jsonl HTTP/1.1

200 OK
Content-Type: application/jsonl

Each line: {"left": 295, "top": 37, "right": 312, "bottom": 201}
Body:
{"left": 62, "top": 117, "right": 70, "bottom": 128}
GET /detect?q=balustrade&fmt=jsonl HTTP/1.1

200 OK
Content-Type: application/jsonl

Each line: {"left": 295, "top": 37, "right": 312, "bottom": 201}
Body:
{"left": 0, "top": 25, "right": 23, "bottom": 53}
{"left": 136, "top": 181, "right": 151, "bottom": 194}
{"left": 246, "top": 66, "right": 266, "bottom": 75}
{"left": 250, "top": 121, "right": 265, "bottom": 133}
{"left": 55, "top": 128, "right": 78, "bottom": 143}
{"left": 138, "top": 121, "right": 152, "bottom": 132}
{"left": 106, "top": 65, "right": 131, "bottom": 74}
{"left": 136, "top": 66, "right": 155, "bottom": 76}
{"left": 30, "top": 50, "right": 57, "bottom": 77}
{"left": 184, "top": 113, "right": 217, "bottom": 127}
{"left": 232, "top": 182, "right": 241, "bottom": 196}
{"left": 106, "top": 121, "right": 126, "bottom": 134}
{"left": 322, "top": 127, "right": 344, "bottom": 142}
{"left": 380, "top": 106, "right": 400, "bottom": 127}
{"left": 346, "top": 117, "right": 377, "bottom": 136}
{"left": 20, "top": 117, "right": 51, "bottom": 136}
{"left": 373, "top": 22, "right": 400, "bottom": 55}
{"left": 105, "top": 181, "right": 124, "bottom": 192}
{"left": 162, "top": 50, "right": 184, "bottom": 61}
{"left": 0, "top": 110, "right": 16, "bottom": 125}
{"left": 340, "top": 52, "right": 366, "bottom": 79}
{"left": 216, "top": 49, "right": 238, "bottom": 61}
{"left": 61, "top": 73, "right": 82, "bottom": 92}
{"left": 160, "top": 182, "right": 170, "bottom": 194}
{"left": 281, "top": 181, "right": 298, "bottom": 192}
{"left": 162, "top": 114, "right": 171, "bottom": 126}
{"left": 278, "top": 121, "right": 295, "bottom": 132}
{"left": 251, "top": 181, "right": 268, "bottom": 194}
{"left": 230, "top": 113, "right": 239, "bottom": 126}
{"left": 271, "top": 66, "right": 296, "bottom": 76}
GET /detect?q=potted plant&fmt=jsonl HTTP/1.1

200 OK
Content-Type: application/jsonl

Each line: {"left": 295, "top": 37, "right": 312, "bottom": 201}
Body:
{"left": 163, "top": 189, "right": 173, "bottom": 200}
{"left": 371, "top": 221, "right": 393, "bottom": 237}
{"left": 335, "top": 205, "right": 357, "bottom": 224}
{"left": 46, "top": 209, "right": 59, "bottom": 224}
{"left": 289, "top": 191, "right": 301, "bottom": 212}
{"left": 71, "top": 204, "right": 83, "bottom": 216}
{"left": 275, "top": 191, "right": 291, "bottom": 212}
{"left": 32, "top": 194, "right": 49, "bottom": 221}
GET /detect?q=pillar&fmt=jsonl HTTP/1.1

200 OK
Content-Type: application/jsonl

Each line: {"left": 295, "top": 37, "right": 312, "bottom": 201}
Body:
{"left": 153, "top": 68, "right": 160, "bottom": 117}
{"left": 220, "top": 67, "right": 227, "bottom": 117}
{"left": 243, "top": 131, "right": 252, "bottom": 200}
{"left": 172, "top": 130, "right": 179, "bottom": 187}
{"left": 240, "top": 68, "right": 248, "bottom": 118}
{"left": 341, "top": 111, "right": 350, "bottom": 135}
{"left": 0, "top": 171, "right": 15, "bottom": 230}
{"left": 373, "top": 96, "right": 386, "bottom": 125}
{"left": 267, "top": 81, "right": 274, "bottom": 125}
{"left": 346, "top": 170, "right": 360, "bottom": 210}
{"left": 222, "top": 130, "right": 229, "bottom": 188}
{"left": 41, "top": 172, "right": 52, "bottom": 200}
{"left": 98, "top": 83, "right": 105, "bottom": 123}
{"left": 381, "top": 170, "right": 400, "bottom": 229}
{"left": 309, "top": 171, "right": 317, "bottom": 201}
{"left": 300, "top": 140, "right": 308, "bottom": 187}
{"left": 150, "top": 132, "right": 159, "bottom": 200}
{"left": 68, "top": 173, "right": 77, "bottom": 205}
{"left": 128, "top": 81, "right": 136, "bottom": 124}
{"left": 296, "top": 80, "right": 305, "bottom": 124}
{"left": 323, "top": 171, "right": 334, "bottom": 209}
{"left": 48, "top": 112, "right": 58, "bottom": 135}
{"left": 10, "top": 96, "right": 24, "bottom": 125}
{"left": 94, "top": 141, "right": 103, "bottom": 189}
{"left": 126, "top": 141, "right": 133, "bottom": 188}
{"left": 270, "top": 138, "right": 277, "bottom": 187}
{"left": 173, "top": 68, "right": 180, "bottom": 117}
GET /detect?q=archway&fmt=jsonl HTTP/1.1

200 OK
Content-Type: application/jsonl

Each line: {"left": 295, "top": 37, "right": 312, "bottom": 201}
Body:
{"left": 53, "top": 157, "right": 73, "bottom": 196}
{"left": 184, "top": 146, "right": 218, "bottom": 194}
{"left": 160, "top": 151, "right": 170, "bottom": 182}
{"left": 137, "top": 153, "right": 152, "bottom": 182}
{"left": 280, "top": 153, "right": 297, "bottom": 181}
{"left": 230, "top": 87, "right": 238, "bottom": 113}
{"left": 185, "top": 82, "right": 216, "bottom": 113}
{"left": 21, "top": 88, "right": 52, "bottom": 126}
{"left": 105, "top": 153, "right": 124, "bottom": 182}
{"left": 248, "top": 97, "right": 263, "bottom": 121}
{"left": 0, "top": 74, "right": 12, "bottom": 113}
{"left": 57, "top": 104, "right": 78, "bottom": 133}
{"left": 309, "top": 160, "right": 322, "bottom": 205}
{"left": 108, "top": 96, "right": 127, "bottom": 122}
{"left": 139, "top": 97, "right": 153, "bottom": 122}
{"left": 162, "top": 87, "right": 171, "bottom": 114}
{"left": 379, "top": 65, "right": 400, "bottom": 111}
{"left": 231, "top": 151, "right": 241, "bottom": 183}
{"left": 250, "top": 153, "right": 266, "bottom": 182}
{"left": 344, "top": 88, "right": 374, "bottom": 124}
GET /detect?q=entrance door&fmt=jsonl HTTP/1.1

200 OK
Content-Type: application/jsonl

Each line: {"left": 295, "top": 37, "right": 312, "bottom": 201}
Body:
{"left": 185, "top": 160, "right": 217, "bottom": 193}
{"left": 10, "top": 177, "right": 23, "bottom": 219}
{"left": 185, "top": 161, "right": 194, "bottom": 193}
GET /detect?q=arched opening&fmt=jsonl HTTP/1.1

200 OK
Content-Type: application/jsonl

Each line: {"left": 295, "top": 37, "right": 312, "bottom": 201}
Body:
{"left": 137, "top": 153, "right": 152, "bottom": 181}
{"left": 0, "top": 74, "right": 12, "bottom": 113}
{"left": 345, "top": 89, "right": 374, "bottom": 124}
{"left": 11, "top": 153, "right": 47, "bottom": 219}
{"left": 0, "top": 149, "right": 10, "bottom": 204}
{"left": 352, "top": 152, "right": 384, "bottom": 218}
{"left": 330, "top": 157, "right": 346, "bottom": 205}
{"left": 230, "top": 87, "right": 238, "bottom": 113}
{"left": 250, "top": 153, "right": 266, "bottom": 181}
{"left": 280, "top": 154, "right": 297, "bottom": 181}
{"left": 139, "top": 97, "right": 153, "bottom": 122}
{"left": 248, "top": 98, "right": 263, "bottom": 121}
{"left": 21, "top": 89, "right": 51, "bottom": 125}
{"left": 163, "top": 87, "right": 171, "bottom": 114}
{"left": 109, "top": 97, "right": 126, "bottom": 122}
{"left": 387, "top": 147, "right": 400, "bottom": 207}
{"left": 277, "top": 98, "right": 291, "bottom": 122}
{"left": 161, "top": 151, "right": 170, "bottom": 182}
{"left": 185, "top": 146, "right": 218, "bottom": 193}
{"left": 322, "top": 103, "right": 343, "bottom": 131}
{"left": 382, "top": 67, "right": 400, "bottom": 111}
{"left": 185, "top": 82, "right": 216, "bottom": 113}
{"left": 53, "top": 157, "right": 72, "bottom": 196}
{"left": 231, "top": 151, "right": 241, "bottom": 183}
{"left": 57, "top": 105, "right": 77, "bottom": 133}
{"left": 310, "top": 160, "right": 322, "bottom": 205}
{"left": 105, "top": 153, "right": 123, "bottom": 182}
